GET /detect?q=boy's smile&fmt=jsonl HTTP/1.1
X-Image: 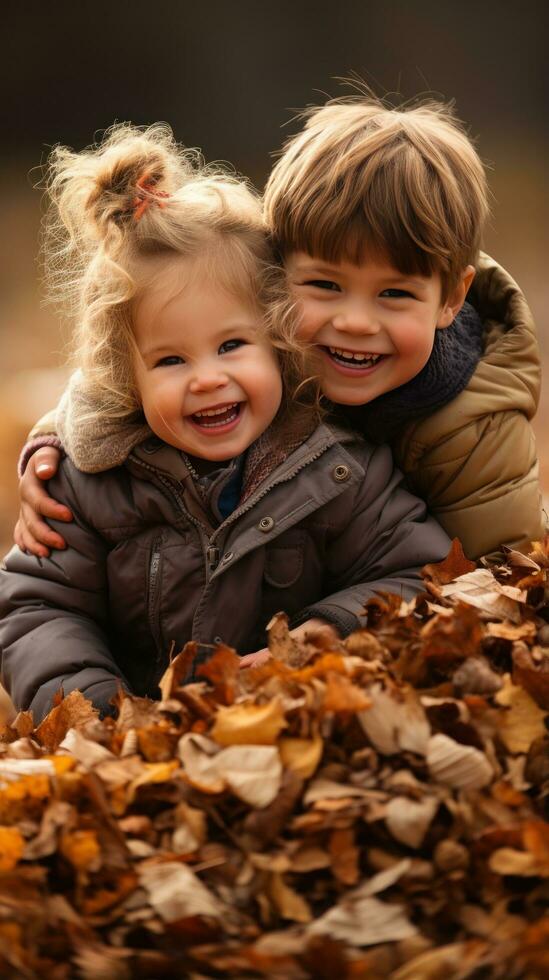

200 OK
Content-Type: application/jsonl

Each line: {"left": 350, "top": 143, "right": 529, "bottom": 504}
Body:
{"left": 286, "top": 252, "right": 473, "bottom": 406}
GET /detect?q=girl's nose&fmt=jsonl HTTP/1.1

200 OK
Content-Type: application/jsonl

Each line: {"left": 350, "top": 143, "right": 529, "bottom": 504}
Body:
{"left": 332, "top": 300, "right": 380, "bottom": 335}
{"left": 188, "top": 365, "right": 229, "bottom": 394}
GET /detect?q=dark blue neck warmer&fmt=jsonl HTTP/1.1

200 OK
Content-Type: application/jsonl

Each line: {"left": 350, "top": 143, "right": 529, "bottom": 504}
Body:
{"left": 337, "top": 301, "right": 484, "bottom": 443}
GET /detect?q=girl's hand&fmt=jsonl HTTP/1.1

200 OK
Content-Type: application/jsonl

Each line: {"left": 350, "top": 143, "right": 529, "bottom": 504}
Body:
{"left": 239, "top": 618, "right": 336, "bottom": 669}
{"left": 14, "top": 447, "right": 72, "bottom": 557}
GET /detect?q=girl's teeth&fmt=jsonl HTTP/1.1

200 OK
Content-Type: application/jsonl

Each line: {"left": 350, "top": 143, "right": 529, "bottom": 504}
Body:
{"left": 195, "top": 402, "right": 238, "bottom": 418}
{"left": 192, "top": 403, "right": 240, "bottom": 428}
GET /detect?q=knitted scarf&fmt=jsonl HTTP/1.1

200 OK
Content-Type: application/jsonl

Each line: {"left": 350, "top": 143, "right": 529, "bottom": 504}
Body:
{"left": 338, "top": 301, "right": 484, "bottom": 443}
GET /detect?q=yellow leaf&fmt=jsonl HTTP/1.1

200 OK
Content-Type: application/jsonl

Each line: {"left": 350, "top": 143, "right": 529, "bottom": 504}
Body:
{"left": 278, "top": 736, "right": 323, "bottom": 780}
{"left": 488, "top": 847, "right": 538, "bottom": 876}
{"left": 211, "top": 699, "right": 287, "bottom": 746}
{"left": 45, "top": 755, "right": 77, "bottom": 776}
{"left": 127, "top": 760, "right": 180, "bottom": 802}
{"left": 495, "top": 674, "right": 547, "bottom": 753}
{"left": 59, "top": 829, "right": 101, "bottom": 872}
{"left": 0, "top": 826, "right": 24, "bottom": 871}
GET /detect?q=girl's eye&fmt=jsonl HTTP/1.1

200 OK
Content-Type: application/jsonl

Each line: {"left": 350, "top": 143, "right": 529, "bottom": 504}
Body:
{"left": 219, "top": 338, "right": 246, "bottom": 355}
{"left": 380, "top": 288, "right": 413, "bottom": 299}
{"left": 155, "top": 355, "right": 184, "bottom": 368}
{"left": 304, "top": 279, "right": 341, "bottom": 292}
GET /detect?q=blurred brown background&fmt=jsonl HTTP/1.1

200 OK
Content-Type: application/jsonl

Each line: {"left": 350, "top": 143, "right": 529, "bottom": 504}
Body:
{"left": 1, "top": 0, "right": 547, "bottom": 554}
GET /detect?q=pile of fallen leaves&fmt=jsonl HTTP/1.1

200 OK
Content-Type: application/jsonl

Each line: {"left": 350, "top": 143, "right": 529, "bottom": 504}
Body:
{"left": 0, "top": 541, "right": 548, "bottom": 979}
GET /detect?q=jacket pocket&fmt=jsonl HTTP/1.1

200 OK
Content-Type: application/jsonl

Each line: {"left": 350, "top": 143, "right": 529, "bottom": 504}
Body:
{"left": 264, "top": 531, "right": 304, "bottom": 588}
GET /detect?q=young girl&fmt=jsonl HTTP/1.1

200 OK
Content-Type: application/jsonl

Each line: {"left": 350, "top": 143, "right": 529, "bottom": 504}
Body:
{"left": 0, "top": 124, "right": 450, "bottom": 722}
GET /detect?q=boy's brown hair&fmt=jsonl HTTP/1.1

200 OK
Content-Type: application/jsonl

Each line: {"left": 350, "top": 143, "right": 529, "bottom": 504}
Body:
{"left": 264, "top": 93, "right": 490, "bottom": 299}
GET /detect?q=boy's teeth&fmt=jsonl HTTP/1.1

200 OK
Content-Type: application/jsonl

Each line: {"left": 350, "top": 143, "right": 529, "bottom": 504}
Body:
{"left": 195, "top": 402, "right": 238, "bottom": 418}
{"left": 328, "top": 347, "right": 381, "bottom": 364}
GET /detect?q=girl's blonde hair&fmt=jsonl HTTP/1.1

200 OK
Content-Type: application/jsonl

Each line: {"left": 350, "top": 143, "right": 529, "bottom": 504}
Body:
{"left": 43, "top": 122, "right": 317, "bottom": 433}
{"left": 264, "top": 92, "right": 490, "bottom": 299}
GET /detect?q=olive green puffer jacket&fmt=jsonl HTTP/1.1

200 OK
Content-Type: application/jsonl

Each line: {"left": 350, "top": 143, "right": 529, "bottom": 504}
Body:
{"left": 391, "top": 254, "right": 543, "bottom": 558}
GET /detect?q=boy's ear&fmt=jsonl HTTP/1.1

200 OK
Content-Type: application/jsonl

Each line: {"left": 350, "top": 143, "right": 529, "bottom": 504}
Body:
{"left": 436, "top": 265, "right": 476, "bottom": 328}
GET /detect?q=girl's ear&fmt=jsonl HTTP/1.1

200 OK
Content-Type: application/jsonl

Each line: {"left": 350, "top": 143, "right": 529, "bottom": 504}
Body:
{"left": 436, "top": 265, "right": 476, "bottom": 328}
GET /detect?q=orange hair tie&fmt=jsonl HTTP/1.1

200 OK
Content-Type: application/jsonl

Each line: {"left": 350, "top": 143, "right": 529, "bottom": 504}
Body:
{"left": 131, "top": 173, "right": 169, "bottom": 221}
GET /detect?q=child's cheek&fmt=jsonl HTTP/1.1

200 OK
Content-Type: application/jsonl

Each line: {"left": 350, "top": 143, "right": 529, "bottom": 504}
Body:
{"left": 295, "top": 300, "right": 321, "bottom": 342}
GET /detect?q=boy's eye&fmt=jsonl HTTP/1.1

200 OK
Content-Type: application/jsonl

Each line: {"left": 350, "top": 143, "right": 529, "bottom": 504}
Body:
{"left": 155, "top": 355, "right": 184, "bottom": 367}
{"left": 380, "top": 288, "right": 413, "bottom": 299}
{"left": 304, "top": 279, "right": 341, "bottom": 292}
{"left": 219, "top": 338, "right": 246, "bottom": 355}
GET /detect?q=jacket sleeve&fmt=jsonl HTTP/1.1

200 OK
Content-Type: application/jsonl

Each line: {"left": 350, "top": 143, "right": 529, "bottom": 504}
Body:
{"left": 402, "top": 410, "right": 545, "bottom": 560}
{"left": 293, "top": 443, "right": 451, "bottom": 635}
{"left": 0, "top": 461, "right": 130, "bottom": 723}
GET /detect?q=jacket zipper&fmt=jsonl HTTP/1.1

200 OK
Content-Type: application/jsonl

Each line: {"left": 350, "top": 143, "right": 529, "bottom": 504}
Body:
{"left": 147, "top": 534, "right": 164, "bottom": 680}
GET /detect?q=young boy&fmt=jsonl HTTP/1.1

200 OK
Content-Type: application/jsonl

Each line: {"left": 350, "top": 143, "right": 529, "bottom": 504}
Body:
{"left": 263, "top": 95, "right": 543, "bottom": 559}
{"left": 14, "top": 95, "right": 544, "bottom": 559}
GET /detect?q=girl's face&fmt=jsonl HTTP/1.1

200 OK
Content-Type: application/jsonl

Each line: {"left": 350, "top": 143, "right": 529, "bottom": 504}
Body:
{"left": 133, "top": 259, "right": 283, "bottom": 461}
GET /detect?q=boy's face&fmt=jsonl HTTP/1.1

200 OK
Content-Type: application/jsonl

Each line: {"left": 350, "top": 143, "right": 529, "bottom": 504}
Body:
{"left": 286, "top": 252, "right": 472, "bottom": 406}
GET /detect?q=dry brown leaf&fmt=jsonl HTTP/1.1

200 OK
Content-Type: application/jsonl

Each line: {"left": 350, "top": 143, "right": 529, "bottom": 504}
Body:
{"left": 385, "top": 795, "right": 439, "bottom": 849}
{"left": 390, "top": 941, "right": 484, "bottom": 980}
{"left": 358, "top": 684, "right": 430, "bottom": 756}
{"left": 308, "top": 893, "right": 417, "bottom": 946}
{"left": 427, "top": 733, "right": 494, "bottom": 789}
{"left": 210, "top": 698, "right": 287, "bottom": 746}
{"left": 158, "top": 642, "right": 198, "bottom": 702}
{"left": 439, "top": 569, "right": 526, "bottom": 623}
{"left": 172, "top": 801, "right": 207, "bottom": 853}
{"left": 329, "top": 827, "right": 360, "bottom": 885}
{"left": 178, "top": 732, "right": 225, "bottom": 793}
{"left": 59, "top": 728, "right": 115, "bottom": 767}
{"left": 495, "top": 675, "right": 547, "bottom": 753}
{"left": 268, "top": 872, "right": 312, "bottom": 923}
{"left": 217, "top": 744, "right": 282, "bottom": 808}
{"left": 267, "top": 612, "right": 307, "bottom": 667}
{"left": 23, "top": 800, "right": 73, "bottom": 860}
{"left": 421, "top": 603, "right": 483, "bottom": 665}
{"left": 139, "top": 860, "right": 222, "bottom": 921}
{"left": 512, "top": 644, "right": 549, "bottom": 710}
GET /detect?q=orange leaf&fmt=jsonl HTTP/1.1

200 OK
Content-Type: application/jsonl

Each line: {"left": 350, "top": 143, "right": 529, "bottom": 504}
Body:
{"left": 60, "top": 829, "right": 101, "bottom": 872}
{"left": 423, "top": 538, "right": 476, "bottom": 585}
{"left": 35, "top": 690, "right": 100, "bottom": 752}
{"left": 323, "top": 672, "right": 371, "bottom": 714}
{"left": 0, "top": 826, "right": 24, "bottom": 871}
{"left": 197, "top": 644, "right": 242, "bottom": 705}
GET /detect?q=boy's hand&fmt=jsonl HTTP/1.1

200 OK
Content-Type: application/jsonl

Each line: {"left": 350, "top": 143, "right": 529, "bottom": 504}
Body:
{"left": 239, "top": 618, "right": 336, "bottom": 669}
{"left": 14, "top": 447, "right": 72, "bottom": 557}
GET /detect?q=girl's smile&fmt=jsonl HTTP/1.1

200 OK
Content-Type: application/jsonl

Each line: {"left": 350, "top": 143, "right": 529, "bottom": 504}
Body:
{"left": 187, "top": 400, "right": 244, "bottom": 434}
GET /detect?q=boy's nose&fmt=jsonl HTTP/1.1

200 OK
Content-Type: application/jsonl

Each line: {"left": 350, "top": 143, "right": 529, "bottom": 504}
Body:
{"left": 332, "top": 301, "right": 380, "bottom": 335}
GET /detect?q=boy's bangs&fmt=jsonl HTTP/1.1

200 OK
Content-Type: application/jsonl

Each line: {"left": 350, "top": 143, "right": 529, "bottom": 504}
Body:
{"left": 292, "top": 202, "right": 440, "bottom": 282}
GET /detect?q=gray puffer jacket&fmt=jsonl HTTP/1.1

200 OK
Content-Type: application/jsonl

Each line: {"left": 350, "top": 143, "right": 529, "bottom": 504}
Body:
{"left": 0, "top": 422, "right": 450, "bottom": 722}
